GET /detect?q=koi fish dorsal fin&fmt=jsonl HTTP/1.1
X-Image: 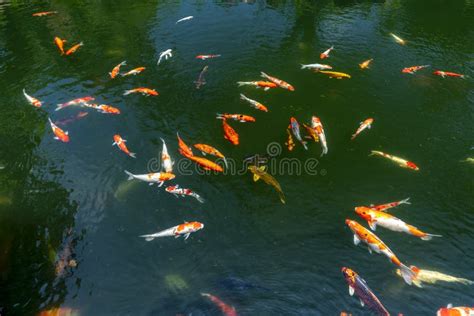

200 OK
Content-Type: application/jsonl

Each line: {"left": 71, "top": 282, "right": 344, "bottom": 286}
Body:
{"left": 258, "top": 165, "right": 267, "bottom": 172}
{"left": 253, "top": 174, "right": 260, "bottom": 182}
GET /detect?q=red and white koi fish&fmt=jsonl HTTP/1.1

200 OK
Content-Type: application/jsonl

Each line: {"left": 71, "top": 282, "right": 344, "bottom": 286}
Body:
{"left": 123, "top": 87, "right": 158, "bottom": 96}
{"left": 201, "top": 293, "right": 237, "bottom": 316}
{"left": 54, "top": 37, "right": 67, "bottom": 55}
{"left": 402, "top": 65, "right": 429, "bottom": 74}
{"left": 124, "top": 170, "right": 175, "bottom": 186}
{"left": 113, "top": 134, "right": 136, "bottom": 158}
{"left": 346, "top": 219, "right": 416, "bottom": 285}
{"left": 351, "top": 118, "right": 374, "bottom": 140}
{"left": 222, "top": 119, "right": 239, "bottom": 145}
{"left": 370, "top": 150, "right": 419, "bottom": 171}
{"left": 165, "top": 185, "right": 204, "bottom": 203}
{"left": 301, "top": 63, "right": 332, "bottom": 71}
{"left": 160, "top": 138, "right": 173, "bottom": 173}
{"left": 23, "top": 89, "right": 42, "bottom": 108}
{"left": 48, "top": 118, "right": 69, "bottom": 143}
{"left": 437, "top": 304, "right": 474, "bottom": 316}
{"left": 355, "top": 206, "right": 442, "bottom": 240}
{"left": 109, "top": 61, "right": 126, "bottom": 79}
{"left": 390, "top": 33, "right": 406, "bottom": 45}
{"left": 176, "top": 16, "right": 193, "bottom": 24}
{"left": 320, "top": 46, "right": 334, "bottom": 59}
{"left": 433, "top": 70, "right": 465, "bottom": 79}
{"left": 85, "top": 103, "right": 120, "bottom": 114}
{"left": 311, "top": 116, "right": 328, "bottom": 156}
{"left": 216, "top": 113, "right": 255, "bottom": 123}
{"left": 260, "top": 72, "right": 294, "bottom": 91}
{"left": 32, "top": 11, "right": 57, "bottom": 17}
{"left": 121, "top": 67, "right": 146, "bottom": 77}
{"left": 140, "top": 221, "right": 204, "bottom": 241}
{"left": 194, "top": 143, "right": 228, "bottom": 167}
{"left": 239, "top": 94, "right": 268, "bottom": 112}
{"left": 196, "top": 54, "right": 221, "bottom": 60}
{"left": 55, "top": 96, "right": 94, "bottom": 111}
{"left": 65, "top": 42, "right": 83, "bottom": 56}
{"left": 237, "top": 81, "right": 278, "bottom": 91}
{"left": 369, "top": 198, "right": 411, "bottom": 212}
{"left": 177, "top": 133, "right": 194, "bottom": 157}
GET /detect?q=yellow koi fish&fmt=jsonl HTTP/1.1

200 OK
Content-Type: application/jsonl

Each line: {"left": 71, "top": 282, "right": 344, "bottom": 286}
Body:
{"left": 248, "top": 165, "right": 285, "bottom": 204}
{"left": 319, "top": 71, "right": 351, "bottom": 79}
{"left": 396, "top": 267, "right": 473, "bottom": 288}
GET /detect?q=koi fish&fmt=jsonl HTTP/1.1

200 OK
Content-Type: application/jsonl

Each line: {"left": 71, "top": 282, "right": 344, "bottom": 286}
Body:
{"left": 311, "top": 116, "right": 328, "bottom": 156}
{"left": 390, "top": 33, "right": 406, "bottom": 45}
{"left": 121, "top": 67, "right": 146, "bottom": 77}
{"left": 320, "top": 46, "right": 334, "bottom": 59}
{"left": 239, "top": 94, "right": 268, "bottom": 112}
{"left": 85, "top": 104, "right": 120, "bottom": 115}
{"left": 54, "top": 37, "right": 67, "bottom": 55}
{"left": 157, "top": 49, "right": 172, "bottom": 65}
{"left": 461, "top": 157, "right": 474, "bottom": 164}
{"left": 222, "top": 119, "right": 239, "bottom": 145}
{"left": 285, "top": 129, "right": 295, "bottom": 151}
{"left": 369, "top": 198, "right": 411, "bottom": 212}
{"left": 370, "top": 150, "right": 419, "bottom": 171}
{"left": 201, "top": 293, "right": 237, "bottom": 316}
{"left": 23, "top": 89, "right": 42, "bottom": 108}
{"left": 160, "top": 138, "right": 173, "bottom": 173}
{"left": 302, "top": 123, "right": 318, "bottom": 142}
{"left": 216, "top": 113, "right": 255, "bottom": 123}
{"left": 109, "top": 61, "right": 126, "bottom": 79}
{"left": 32, "top": 11, "right": 57, "bottom": 17}
{"left": 340, "top": 313, "right": 352, "bottom": 316}
{"left": 260, "top": 72, "right": 294, "bottom": 91}
{"left": 176, "top": 16, "right": 193, "bottom": 24}
{"left": 402, "top": 65, "right": 429, "bottom": 74}
{"left": 396, "top": 267, "right": 473, "bottom": 288}
{"left": 65, "top": 42, "right": 83, "bottom": 56}
{"left": 351, "top": 118, "right": 374, "bottom": 140}
{"left": 355, "top": 206, "right": 442, "bottom": 240}
{"left": 140, "top": 221, "right": 204, "bottom": 241}
{"left": 113, "top": 135, "right": 136, "bottom": 158}
{"left": 342, "top": 267, "right": 390, "bottom": 316}
{"left": 48, "top": 118, "right": 69, "bottom": 143}
{"left": 187, "top": 155, "right": 224, "bottom": 172}
{"left": 196, "top": 54, "right": 221, "bottom": 60}
{"left": 124, "top": 170, "right": 175, "bottom": 186}
{"left": 194, "top": 143, "right": 228, "bottom": 167}
{"left": 237, "top": 81, "right": 278, "bottom": 91}
{"left": 345, "top": 219, "right": 416, "bottom": 285}
{"left": 289, "top": 117, "right": 308, "bottom": 150}
{"left": 55, "top": 96, "right": 95, "bottom": 111}
{"left": 359, "top": 59, "right": 373, "bottom": 69}
{"left": 177, "top": 133, "right": 194, "bottom": 157}
{"left": 195, "top": 65, "right": 208, "bottom": 89}
{"left": 300, "top": 63, "right": 332, "bottom": 71}
{"left": 433, "top": 70, "right": 465, "bottom": 79}
{"left": 319, "top": 71, "right": 351, "bottom": 79}
{"left": 165, "top": 185, "right": 204, "bottom": 203}
{"left": 248, "top": 165, "right": 285, "bottom": 204}
{"left": 123, "top": 87, "right": 158, "bottom": 96}
{"left": 56, "top": 112, "right": 89, "bottom": 126}
{"left": 437, "top": 304, "right": 474, "bottom": 316}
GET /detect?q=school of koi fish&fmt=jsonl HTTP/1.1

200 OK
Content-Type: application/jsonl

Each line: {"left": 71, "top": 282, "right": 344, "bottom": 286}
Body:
{"left": 28, "top": 9, "right": 472, "bottom": 316}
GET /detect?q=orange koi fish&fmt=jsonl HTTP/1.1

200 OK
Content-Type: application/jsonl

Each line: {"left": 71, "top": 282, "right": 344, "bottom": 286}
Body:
{"left": 201, "top": 293, "right": 238, "bottom": 316}
{"left": 85, "top": 103, "right": 120, "bottom": 114}
{"left": 32, "top": 11, "right": 58, "bottom": 17}
{"left": 140, "top": 221, "right": 204, "bottom": 241}
{"left": 370, "top": 198, "right": 411, "bottom": 212}
{"left": 433, "top": 70, "right": 465, "bottom": 79}
{"left": 370, "top": 150, "right": 419, "bottom": 171}
{"left": 302, "top": 123, "right": 318, "bottom": 142}
{"left": 260, "top": 71, "right": 294, "bottom": 91}
{"left": 177, "top": 133, "right": 194, "bottom": 157}
{"left": 359, "top": 59, "right": 373, "bottom": 69}
{"left": 109, "top": 61, "right": 126, "bottom": 79}
{"left": 124, "top": 170, "right": 174, "bottom": 186}
{"left": 320, "top": 46, "right": 334, "bottom": 59}
{"left": 351, "top": 118, "right": 374, "bottom": 140}
{"left": 237, "top": 81, "right": 278, "bottom": 91}
{"left": 239, "top": 94, "right": 268, "bottom": 112}
{"left": 123, "top": 87, "right": 158, "bottom": 96}
{"left": 222, "top": 119, "right": 239, "bottom": 145}
{"left": 121, "top": 67, "right": 146, "bottom": 77}
{"left": 112, "top": 134, "right": 136, "bottom": 158}
{"left": 437, "top": 304, "right": 474, "bottom": 316}
{"left": 345, "top": 219, "right": 416, "bottom": 285}
{"left": 188, "top": 155, "right": 224, "bottom": 172}
{"left": 196, "top": 54, "right": 221, "bottom": 60}
{"left": 55, "top": 96, "right": 94, "bottom": 111}
{"left": 216, "top": 113, "right": 255, "bottom": 123}
{"left": 54, "top": 37, "right": 67, "bottom": 55}
{"left": 402, "top": 65, "right": 429, "bottom": 74}
{"left": 48, "top": 118, "right": 69, "bottom": 143}
{"left": 285, "top": 129, "right": 295, "bottom": 151}
{"left": 65, "top": 42, "right": 83, "bottom": 56}
{"left": 194, "top": 143, "right": 227, "bottom": 167}
{"left": 23, "top": 89, "right": 42, "bottom": 108}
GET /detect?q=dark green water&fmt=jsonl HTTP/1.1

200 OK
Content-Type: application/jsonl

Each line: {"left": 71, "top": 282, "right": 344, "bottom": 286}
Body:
{"left": 0, "top": 1, "right": 473, "bottom": 315}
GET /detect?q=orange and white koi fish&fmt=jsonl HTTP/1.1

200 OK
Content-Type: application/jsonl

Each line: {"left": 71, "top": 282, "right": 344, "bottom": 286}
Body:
{"left": 437, "top": 304, "right": 474, "bottom": 316}
{"left": 48, "top": 118, "right": 69, "bottom": 142}
{"left": 351, "top": 118, "right": 374, "bottom": 140}
{"left": 194, "top": 143, "right": 228, "bottom": 167}
{"left": 311, "top": 116, "right": 328, "bottom": 156}
{"left": 177, "top": 133, "right": 194, "bottom": 157}
{"left": 32, "top": 11, "right": 58, "bottom": 17}
{"left": 65, "top": 42, "right": 83, "bottom": 56}
{"left": 260, "top": 72, "right": 294, "bottom": 91}
{"left": 140, "top": 221, "right": 204, "bottom": 241}
{"left": 165, "top": 185, "right": 204, "bottom": 203}
{"left": 23, "top": 89, "right": 42, "bottom": 108}
{"left": 113, "top": 134, "right": 136, "bottom": 158}
{"left": 320, "top": 46, "right": 334, "bottom": 59}
{"left": 121, "top": 67, "right": 146, "bottom": 77}
{"left": 196, "top": 54, "right": 221, "bottom": 60}
{"left": 390, "top": 33, "right": 406, "bottom": 45}
{"left": 188, "top": 155, "right": 224, "bottom": 172}
{"left": 216, "top": 113, "right": 255, "bottom": 123}
{"left": 359, "top": 59, "right": 373, "bottom": 69}
{"left": 55, "top": 96, "right": 95, "bottom": 111}
{"left": 319, "top": 71, "right": 351, "bottom": 79}
{"left": 54, "top": 37, "right": 67, "bottom": 55}
{"left": 285, "top": 129, "right": 295, "bottom": 151}
{"left": 355, "top": 206, "right": 442, "bottom": 240}
{"left": 123, "top": 87, "right": 158, "bottom": 96}
{"left": 201, "top": 293, "right": 238, "bottom": 316}
{"left": 237, "top": 81, "right": 278, "bottom": 91}
{"left": 85, "top": 103, "right": 121, "bottom": 114}
{"left": 239, "top": 94, "right": 268, "bottom": 112}
{"left": 369, "top": 198, "right": 411, "bottom": 212}
{"left": 345, "top": 219, "right": 416, "bottom": 285}
{"left": 222, "top": 119, "right": 239, "bottom": 145}
{"left": 109, "top": 61, "right": 126, "bottom": 79}
{"left": 124, "top": 170, "right": 174, "bottom": 186}
{"left": 370, "top": 150, "right": 419, "bottom": 171}
{"left": 433, "top": 70, "right": 465, "bottom": 79}
{"left": 160, "top": 138, "right": 173, "bottom": 173}
{"left": 301, "top": 63, "right": 332, "bottom": 71}
{"left": 402, "top": 65, "right": 429, "bottom": 74}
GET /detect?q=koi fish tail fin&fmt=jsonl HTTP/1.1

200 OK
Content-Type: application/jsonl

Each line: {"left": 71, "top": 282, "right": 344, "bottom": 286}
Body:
{"left": 260, "top": 71, "right": 268, "bottom": 78}
{"left": 300, "top": 64, "right": 308, "bottom": 69}
{"left": 302, "top": 141, "right": 308, "bottom": 150}
{"left": 55, "top": 104, "right": 67, "bottom": 111}
{"left": 139, "top": 234, "right": 155, "bottom": 242}
{"left": 124, "top": 170, "right": 135, "bottom": 180}
{"left": 123, "top": 90, "right": 132, "bottom": 96}
{"left": 216, "top": 113, "right": 224, "bottom": 120}
{"left": 196, "top": 195, "right": 205, "bottom": 203}
{"left": 400, "top": 264, "right": 416, "bottom": 285}
{"left": 237, "top": 82, "right": 246, "bottom": 87}
{"left": 421, "top": 233, "right": 442, "bottom": 241}
{"left": 239, "top": 93, "right": 247, "bottom": 100}
{"left": 350, "top": 134, "right": 357, "bottom": 140}
{"left": 129, "top": 152, "right": 137, "bottom": 159}
{"left": 200, "top": 292, "right": 211, "bottom": 298}
{"left": 279, "top": 193, "right": 286, "bottom": 204}
{"left": 400, "top": 197, "right": 411, "bottom": 205}
{"left": 223, "top": 157, "right": 228, "bottom": 169}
